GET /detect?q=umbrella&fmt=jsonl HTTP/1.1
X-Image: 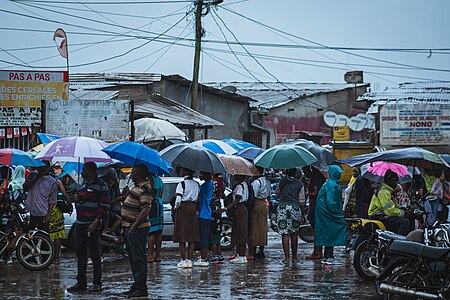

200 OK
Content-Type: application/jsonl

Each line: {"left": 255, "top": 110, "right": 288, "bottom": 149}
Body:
{"left": 218, "top": 154, "right": 261, "bottom": 176}
{"left": 335, "top": 147, "right": 444, "bottom": 170}
{"left": 0, "top": 148, "right": 45, "bottom": 167}
{"left": 102, "top": 141, "right": 171, "bottom": 176}
{"left": 361, "top": 162, "right": 412, "bottom": 184}
{"left": 282, "top": 139, "right": 336, "bottom": 168}
{"left": 440, "top": 154, "right": 450, "bottom": 168}
{"left": 191, "top": 139, "right": 237, "bottom": 155}
{"left": 160, "top": 143, "right": 226, "bottom": 174}
{"left": 222, "top": 138, "right": 259, "bottom": 151}
{"left": 254, "top": 145, "right": 317, "bottom": 169}
{"left": 134, "top": 117, "right": 187, "bottom": 142}
{"left": 37, "top": 133, "right": 61, "bottom": 145}
{"left": 235, "top": 147, "right": 265, "bottom": 161}
{"left": 35, "top": 136, "right": 113, "bottom": 163}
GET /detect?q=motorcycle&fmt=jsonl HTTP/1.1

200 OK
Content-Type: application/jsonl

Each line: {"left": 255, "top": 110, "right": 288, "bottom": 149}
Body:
{"left": 353, "top": 197, "right": 436, "bottom": 281}
{"left": 377, "top": 239, "right": 450, "bottom": 300}
{"left": 0, "top": 198, "right": 55, "bottom": 270}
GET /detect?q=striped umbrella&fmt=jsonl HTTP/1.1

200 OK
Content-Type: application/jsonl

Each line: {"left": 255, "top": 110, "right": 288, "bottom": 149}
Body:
{"left": 191, "top": 139, "right": 237, "bottom": 155}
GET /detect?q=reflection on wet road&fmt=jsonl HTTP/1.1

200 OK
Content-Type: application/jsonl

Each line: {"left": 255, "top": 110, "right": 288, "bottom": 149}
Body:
{"left": 0, "top": 234, "right": 381, "bottom": 299}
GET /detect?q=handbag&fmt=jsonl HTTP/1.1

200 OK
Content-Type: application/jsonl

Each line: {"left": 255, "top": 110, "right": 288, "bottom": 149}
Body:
{"left": 57, "top": 199, "right": 73, "bottom": 214}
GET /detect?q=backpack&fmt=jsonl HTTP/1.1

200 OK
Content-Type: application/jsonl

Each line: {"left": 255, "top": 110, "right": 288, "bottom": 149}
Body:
{"left": 244, "top": 180, "right": 256, "bottom": 211}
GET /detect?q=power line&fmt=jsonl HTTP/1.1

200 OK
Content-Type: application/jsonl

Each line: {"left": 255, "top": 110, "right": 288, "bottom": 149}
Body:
{"left": 211, "top": 10, "right": 328, "bottom": 110}
{"left": 220, "top": 6, "right": 450, "bottom": 75}
{"left": 12, "top": 0, "right": 194, "bottom": 4}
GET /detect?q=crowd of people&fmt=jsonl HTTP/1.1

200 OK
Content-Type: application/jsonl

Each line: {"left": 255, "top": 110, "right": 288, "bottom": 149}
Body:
{"left": 1, "top": 158, "right": 450, "bottom": 297}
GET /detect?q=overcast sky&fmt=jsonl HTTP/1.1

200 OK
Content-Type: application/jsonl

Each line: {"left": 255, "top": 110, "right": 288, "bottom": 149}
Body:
{"left": 1, "top": 0, "right": 449, "bottom": 90}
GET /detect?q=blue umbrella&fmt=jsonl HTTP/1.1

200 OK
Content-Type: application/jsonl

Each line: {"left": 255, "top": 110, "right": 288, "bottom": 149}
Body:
{"left": 222, "top": 138, "right": 259, "bottom": 151}
{"left": 102, "top": 141, "right": 172, "bottom": 175}
{"left": 0, "top": 148, "right": 45, "bottom": 167}
{"left": 235, "top": 147, "right": 265, "bottom": 161}
{"left": 191, "top": 139, "right": 237, "bottom": 155}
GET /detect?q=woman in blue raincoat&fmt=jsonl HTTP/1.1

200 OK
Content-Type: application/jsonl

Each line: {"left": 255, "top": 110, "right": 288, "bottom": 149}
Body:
{"left": 315, "top": 165, "right": 347, "bottom": 265}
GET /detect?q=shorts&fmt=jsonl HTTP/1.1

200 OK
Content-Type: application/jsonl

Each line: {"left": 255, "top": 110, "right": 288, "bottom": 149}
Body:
{"left": 197, "top": 218, "right": 211, "bottom": 249}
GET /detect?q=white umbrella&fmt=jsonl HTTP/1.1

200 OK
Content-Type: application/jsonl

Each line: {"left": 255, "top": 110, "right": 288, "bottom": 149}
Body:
{"left": 134, "top": 117, "right": 187, "bottom": 142}
{"left": 35, "top": 136, "right": 113, "bottom": 163}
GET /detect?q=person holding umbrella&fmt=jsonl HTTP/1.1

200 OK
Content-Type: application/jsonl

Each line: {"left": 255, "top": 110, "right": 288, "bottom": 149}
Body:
{"left": 173, "top": 167, "right": 200, "bottom": 269}
{"left": 121, "top": 164, "right": 153, "bottom": 298}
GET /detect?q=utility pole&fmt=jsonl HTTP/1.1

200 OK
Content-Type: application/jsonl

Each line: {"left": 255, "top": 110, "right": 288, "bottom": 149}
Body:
{"left": 189, "top": 0, "right": 204, "bottom": 141}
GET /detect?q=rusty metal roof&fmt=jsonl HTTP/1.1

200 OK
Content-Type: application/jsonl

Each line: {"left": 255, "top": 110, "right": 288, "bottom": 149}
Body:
{"left": 134, "top": 94, "right": 223, "bottom": 129}
{"left": 206, "top": 82, "right": 368, "bottom": 109}
{"left": 69, "top": 72, "right": 161, "bottom": 89}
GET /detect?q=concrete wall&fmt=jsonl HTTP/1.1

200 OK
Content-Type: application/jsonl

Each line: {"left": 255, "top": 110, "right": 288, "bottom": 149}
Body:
{"left": 155, "top": 80, "right": 253, "bottom": 140}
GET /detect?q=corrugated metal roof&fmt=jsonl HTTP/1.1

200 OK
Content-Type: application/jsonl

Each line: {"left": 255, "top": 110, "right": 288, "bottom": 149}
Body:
{"left": 69, "top": 89, "right": 119, "bottom": 100}
{"left": 358, "top": 81, "right": 450, "bottom": 102}
{"left": 69, "top": 72, "right": 162, "bottom": 89}
{"left": 134, "top": 94, "right": 223, "bottom": 128}
{"left": 206, "top": 82, "right": 368, "bottom": 109}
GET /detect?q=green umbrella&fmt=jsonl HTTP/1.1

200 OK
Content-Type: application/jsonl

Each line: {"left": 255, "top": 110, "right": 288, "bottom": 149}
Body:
{"left": 254, "top": 145, "right": 318, "bottom": 169}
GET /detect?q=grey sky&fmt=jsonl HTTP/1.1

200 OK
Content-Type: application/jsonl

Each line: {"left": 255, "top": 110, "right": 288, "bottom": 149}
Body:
{"left": 1, "top": 0, "right": 449, "bottom": 90}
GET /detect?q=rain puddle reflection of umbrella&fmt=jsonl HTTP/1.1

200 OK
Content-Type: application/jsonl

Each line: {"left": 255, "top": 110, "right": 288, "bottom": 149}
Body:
{"left": 254, "top": 145, "right": 317, "bottom": 169}
{"left": 218, "top": 154, "right": 261, "bottom": 176}
{"left": 160, "top": 143, "right": 226, "bottom": 174}
{"left": 0, "top": 148, "right": 45, "bottom": 167}
{"left": 102, "top": 141, "right": 171, "bottom": 176}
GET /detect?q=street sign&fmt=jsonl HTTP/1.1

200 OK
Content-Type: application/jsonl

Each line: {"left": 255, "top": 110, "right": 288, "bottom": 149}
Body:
{"left": 344, "top": 71, "right": 364, "bottom": 84}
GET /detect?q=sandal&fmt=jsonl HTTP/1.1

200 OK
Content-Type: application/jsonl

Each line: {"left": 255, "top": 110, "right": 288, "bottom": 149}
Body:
{"left": 305, "top": 253, "right": 323, "bottom": 260}
{"left": 154, "top": 258, "right": 161, "bottom": 262}
{"left": 147, "top": 258, "right": 154, "bottom": 263}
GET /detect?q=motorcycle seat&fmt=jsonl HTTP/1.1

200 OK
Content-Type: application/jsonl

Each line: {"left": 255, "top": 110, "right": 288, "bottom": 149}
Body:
{"left": 378, "top": 230, "right": 406, "bottom": 241}
{"left": 389, "top": 240, "right": 450, "bottom": 260}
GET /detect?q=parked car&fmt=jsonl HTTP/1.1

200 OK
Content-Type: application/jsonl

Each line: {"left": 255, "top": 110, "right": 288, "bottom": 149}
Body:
{"left": 63, "top": 177, "right": 235, "bottom": 250}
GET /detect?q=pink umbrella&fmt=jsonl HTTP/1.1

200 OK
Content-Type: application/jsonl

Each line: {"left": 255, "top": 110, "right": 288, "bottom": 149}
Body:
{"left": 366, "top": 161, "right": 409, "bottom": 177}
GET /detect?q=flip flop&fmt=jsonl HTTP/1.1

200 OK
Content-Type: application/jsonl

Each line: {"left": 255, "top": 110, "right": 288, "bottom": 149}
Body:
{"left": 147, "top": 258, "right": 154, "bottom": 263}
{"left": 305, "top": 253, "right": 323, "bottom": 260}
{"left": 154, "top": 258, "right": 161, "bottom": 262}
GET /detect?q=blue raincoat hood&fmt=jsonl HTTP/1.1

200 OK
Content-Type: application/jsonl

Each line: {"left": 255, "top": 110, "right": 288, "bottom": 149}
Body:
{"left": 328, "top": 165, "right": 343, "bottom": 181}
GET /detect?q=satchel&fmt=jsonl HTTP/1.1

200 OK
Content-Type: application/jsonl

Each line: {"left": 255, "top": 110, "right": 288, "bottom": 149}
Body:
{"left": 57, "top": 199, "right": 73, "bottom": 214}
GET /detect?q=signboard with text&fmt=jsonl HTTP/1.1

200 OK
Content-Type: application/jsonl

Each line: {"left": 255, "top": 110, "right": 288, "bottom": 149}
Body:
{"left": 380, "top": 103, "right": 450, "bottom": 146}
{"left": 46, "top": 99, "right": 130, "bottom": 141}
{"left": 1, "top": 70, "right": 69, "bottom": 127}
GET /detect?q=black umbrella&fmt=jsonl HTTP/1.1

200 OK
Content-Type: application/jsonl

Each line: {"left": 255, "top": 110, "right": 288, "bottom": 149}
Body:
{"left": 335, "top": 147, "right": 444, "bottom": 170}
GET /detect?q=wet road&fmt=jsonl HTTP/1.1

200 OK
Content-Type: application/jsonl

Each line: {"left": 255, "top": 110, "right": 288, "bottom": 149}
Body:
{"left": 0, "top": 233, "right": 382, "bottom": 299}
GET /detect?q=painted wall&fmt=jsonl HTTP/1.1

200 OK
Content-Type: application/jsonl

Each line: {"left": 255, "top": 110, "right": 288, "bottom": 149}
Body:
{"left": 264, "top": 86, "right": 369, "bottom": 145}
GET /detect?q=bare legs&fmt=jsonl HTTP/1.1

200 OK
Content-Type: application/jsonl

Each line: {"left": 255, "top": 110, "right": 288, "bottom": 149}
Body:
{"left": 179, "top": 242, "right": 194, "bottom": 260}
{"left": 147, "top": 233, "right": 162, "bottom": 262}
{"left": 54, "top": 238, "right": 62, "bottom": 263}
{"left": 282, "top": 233, "right": 298, "bottom": 261}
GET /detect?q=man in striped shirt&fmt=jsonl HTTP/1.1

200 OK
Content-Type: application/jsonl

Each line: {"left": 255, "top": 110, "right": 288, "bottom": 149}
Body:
{"left": 121, "top": 164, "right": 153, "bottom": 298}
{"left": 68, "top": 162, "right": 110, "bottom": 293}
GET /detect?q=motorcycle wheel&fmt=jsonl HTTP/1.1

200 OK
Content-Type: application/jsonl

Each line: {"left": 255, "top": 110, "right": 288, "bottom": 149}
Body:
{"left": 16, "top": 232, "right": 55, "bottom": 271}
{"left": 353, "top": 239, "right": 378, "bottom": 281}
{"left": 383, "top": 268, "right": 430, "bottom": 300}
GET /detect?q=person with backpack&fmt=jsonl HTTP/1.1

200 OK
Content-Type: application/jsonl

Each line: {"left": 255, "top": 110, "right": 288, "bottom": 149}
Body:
{"left": 276, "top": 168, "right": 305, "bottom": 263}
{"left": 221, "top": 174, "right": 250, "bottom": 264}
{"left": 172, "top": 167, "right": 200, "bottom": 268}
{"left": 250, "top": 167, "right": 271, "bottom": 259}
{"left": 209, "top": 173, "right": 224, "bottom": 263}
